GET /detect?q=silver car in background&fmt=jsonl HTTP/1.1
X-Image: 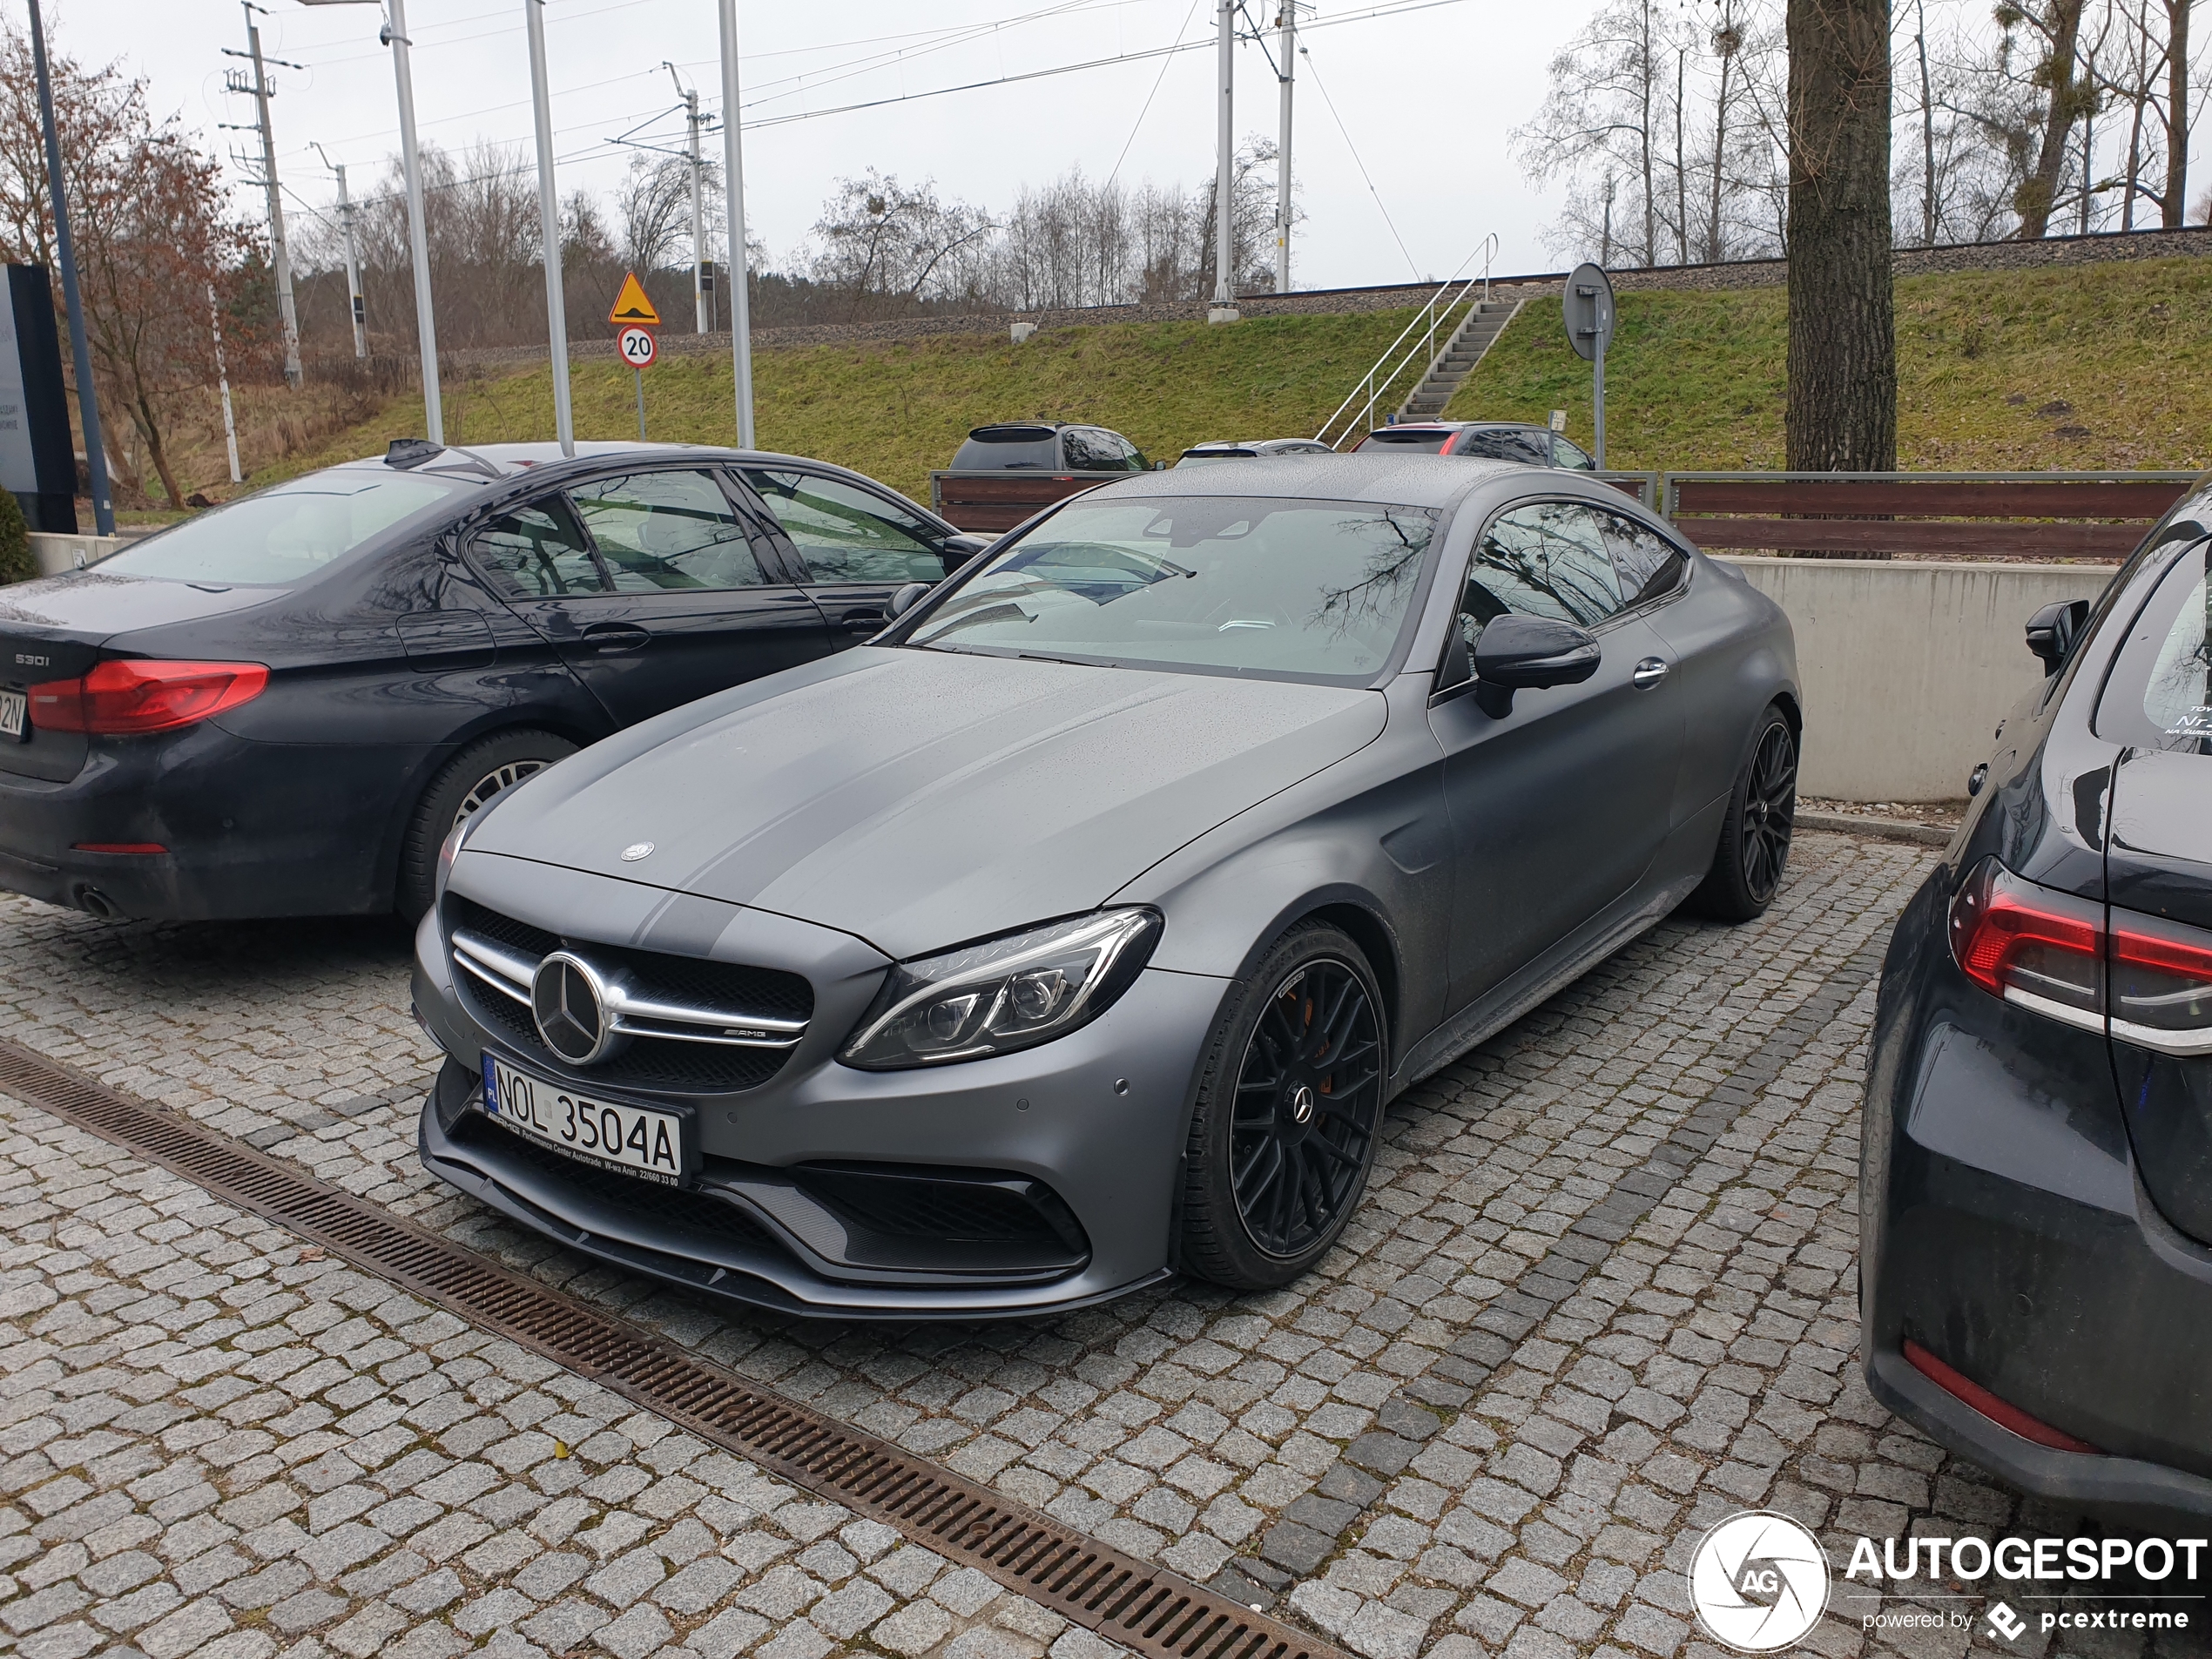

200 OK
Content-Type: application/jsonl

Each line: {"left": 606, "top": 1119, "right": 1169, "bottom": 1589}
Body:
{"left": 412, "top": 455, "right": 1799, "bottom": 1318}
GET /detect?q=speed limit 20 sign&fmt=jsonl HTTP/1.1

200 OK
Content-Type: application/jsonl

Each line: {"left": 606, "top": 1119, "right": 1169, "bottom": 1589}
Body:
{"left": 617, "top": 326, "right": 658, "bottom": 368}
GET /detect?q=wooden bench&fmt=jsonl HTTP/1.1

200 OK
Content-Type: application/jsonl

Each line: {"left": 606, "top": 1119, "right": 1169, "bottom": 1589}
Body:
{"left": 928, "top": 471, "right": 1110, "bottom": 534}
{"left": 1662, "top": 472, "right": 2196, "bottom": 559}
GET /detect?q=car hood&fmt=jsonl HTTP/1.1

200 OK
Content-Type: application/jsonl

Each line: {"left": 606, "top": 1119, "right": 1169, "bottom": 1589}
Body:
{"left": 468, "top": 647, "right": 1387, "bottom": 959}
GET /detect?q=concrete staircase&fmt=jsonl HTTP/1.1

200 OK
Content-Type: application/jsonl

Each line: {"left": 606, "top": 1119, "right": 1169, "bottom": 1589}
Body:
{"left": 1397, "top": 299, "right": 1522, "bottom": 420}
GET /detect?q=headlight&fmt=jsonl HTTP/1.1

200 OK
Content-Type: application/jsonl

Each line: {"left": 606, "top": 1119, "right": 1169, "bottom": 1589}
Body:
{"left": 840, "top": 908, "right": 1162, "bottom": 1070}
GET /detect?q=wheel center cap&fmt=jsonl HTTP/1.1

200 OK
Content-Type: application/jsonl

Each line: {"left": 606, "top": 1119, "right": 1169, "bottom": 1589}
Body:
{"left": 1289, "top": 1084, "right": 1316, "bottom": 1125}
{"left": 1748, "top": 800, "right": 1768, "bottom": 827}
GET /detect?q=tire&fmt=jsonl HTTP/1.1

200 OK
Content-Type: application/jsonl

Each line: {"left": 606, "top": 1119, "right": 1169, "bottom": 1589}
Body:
{"left": 1180, "top": 924, "right": 1388, "bottom": 1291}
{"left": 395, "top": 729, "right": 577, "bottom": 922}
{"left": 1690, "top": 703, "right": 1797, "bottom": 922}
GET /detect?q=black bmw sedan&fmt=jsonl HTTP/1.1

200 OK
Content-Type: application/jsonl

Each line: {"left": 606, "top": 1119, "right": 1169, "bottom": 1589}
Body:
{"left": 0, "top": 441, "right": 981, "bottom": 923}
{"left": 1863, "top": 489, "right": 2212, "bottom": 1519}
{"left": 413, "top": 455, "right": 1800, "bottom": 1318}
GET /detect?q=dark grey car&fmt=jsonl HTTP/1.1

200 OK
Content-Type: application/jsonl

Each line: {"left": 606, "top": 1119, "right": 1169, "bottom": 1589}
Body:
{"left": 412, "top": 455, "right": 1800, "bottom": 1318}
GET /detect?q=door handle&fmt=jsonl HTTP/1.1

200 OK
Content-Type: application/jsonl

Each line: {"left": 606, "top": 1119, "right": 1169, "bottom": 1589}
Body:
{"left": 1632, "top": 656, "right": 1669, "bottom": 690}
{"left": 581, "top": 623, "right": 651, "bottom": 653}
{"left": 839, "top": 609, "right": 888, "bottom": 633}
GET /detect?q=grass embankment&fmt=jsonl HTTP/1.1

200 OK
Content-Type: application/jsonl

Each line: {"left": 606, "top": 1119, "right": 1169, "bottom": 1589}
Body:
{"left": 270, "top": 308, "right": 1426, "bottom": 502}
{"left": 1445, "top": 255, "right": 2212, "bottom": 471}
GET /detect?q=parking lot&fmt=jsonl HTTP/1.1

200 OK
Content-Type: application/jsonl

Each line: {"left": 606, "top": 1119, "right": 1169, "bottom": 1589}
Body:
{"left": 0, "top": 826, "right": 2187, "bottom": 1659}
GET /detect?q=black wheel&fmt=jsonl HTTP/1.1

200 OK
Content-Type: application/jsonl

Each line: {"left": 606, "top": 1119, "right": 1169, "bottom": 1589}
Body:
{"left": 1181, "top": 925, "right": 1386, "bottom": 1291}
{"left": 1691, "top": 705, "right": 1797, "bottom": 922}
{"left": 395, "top": 729, "right": 577, "bottom": 922}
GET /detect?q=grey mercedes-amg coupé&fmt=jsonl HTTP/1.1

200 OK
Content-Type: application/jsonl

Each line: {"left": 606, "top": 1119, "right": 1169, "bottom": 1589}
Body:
{"left": 413, "top": 455, "right": 1799, "bottom": 1318}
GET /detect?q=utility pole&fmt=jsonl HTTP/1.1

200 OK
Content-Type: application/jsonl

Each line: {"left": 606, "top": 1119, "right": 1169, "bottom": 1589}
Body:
{"left": 312, "top": 144, "right": 367, "bottom": 358}
{"left": 1274, "top": 4, "right": 1296, "bottom": 293}
{"left": 297, "top": 0, "right": 439, "bottom": 434}
{"left": 1209, "top": 0, "right": 1238, "bottom": 322}
{"left": 25, "top": 0, "right": 111, "bottom": 536}
{"left": 667, "top": 64, "right": 711, "bottom": 334}
{"left": 718, "top": 0, "right": 756, "bottom": 446}
{"left": 209, "top": 285, "right": 241, "bottom": 485}
{"left": 230, "top": 4, "right": 302, "bottom": 387}
{"left": 523, "top": 0, "right": 574, "bottom": 457}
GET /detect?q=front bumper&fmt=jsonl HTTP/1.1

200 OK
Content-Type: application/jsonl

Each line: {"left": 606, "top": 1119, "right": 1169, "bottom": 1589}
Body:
{"left": 1862, "top": 873, "right": 2212, "bottom": 1525}
{"left": 414, "top": 853, "right": 1230, "bottom": 1318}
{"left": 0, "top": 724, "right": 417, "bottom": 920}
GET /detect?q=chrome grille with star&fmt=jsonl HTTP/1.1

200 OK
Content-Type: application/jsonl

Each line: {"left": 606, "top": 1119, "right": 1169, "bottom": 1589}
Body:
{"left": 443, "top": 896, "right": 813, "bottom": 1094}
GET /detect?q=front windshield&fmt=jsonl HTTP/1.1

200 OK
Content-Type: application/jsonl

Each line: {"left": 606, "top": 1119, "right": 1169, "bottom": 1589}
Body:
{"left": 904, "top": 495, "right": 1439, "bottom": 683}
{"left": 100, "top": 470, "right": 462, "bottom": 586}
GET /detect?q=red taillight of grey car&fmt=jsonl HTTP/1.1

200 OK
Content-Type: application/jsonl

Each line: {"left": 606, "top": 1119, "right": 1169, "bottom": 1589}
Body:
{"left": 1950, "top": 858, "right": 2212, "bottom": 1055}
{"left": 26, "top": 659, "right": 269, "bottom": 735}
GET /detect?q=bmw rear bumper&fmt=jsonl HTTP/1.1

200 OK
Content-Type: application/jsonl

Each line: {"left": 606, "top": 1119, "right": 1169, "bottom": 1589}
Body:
{"left": 0, "top": 725, "right": 417, "bottom": 921}
{"left": 413, "top": 857, "right": 1231, "bottom": 1318}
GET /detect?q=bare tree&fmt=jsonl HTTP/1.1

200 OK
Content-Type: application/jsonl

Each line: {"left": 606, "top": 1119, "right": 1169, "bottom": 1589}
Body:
{"left": 617, "top": 153, "right": 691, "bottom": 274}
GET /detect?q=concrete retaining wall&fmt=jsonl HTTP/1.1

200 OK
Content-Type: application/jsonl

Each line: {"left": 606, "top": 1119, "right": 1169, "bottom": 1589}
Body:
{"left": 28, "top": 533, "right": 123, "bottom": 577}
{"left": 1721, "top": 556, "right": 2115, "bottom": 802}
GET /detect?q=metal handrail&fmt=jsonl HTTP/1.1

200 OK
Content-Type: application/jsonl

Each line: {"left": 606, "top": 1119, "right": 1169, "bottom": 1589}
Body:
{"left": 1313, "top": 242, "right": 1501, "bottom": 450}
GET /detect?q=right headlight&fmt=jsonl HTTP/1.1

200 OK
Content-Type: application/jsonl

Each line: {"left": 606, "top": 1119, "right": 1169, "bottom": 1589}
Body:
{"left": 839, "top": 908, "right": 1163, "bottom": 1070}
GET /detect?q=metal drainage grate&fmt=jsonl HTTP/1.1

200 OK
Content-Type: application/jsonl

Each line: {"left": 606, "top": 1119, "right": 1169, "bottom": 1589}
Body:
{"left": 0, "top": 1040, "right": 1345, "bottom": 1659}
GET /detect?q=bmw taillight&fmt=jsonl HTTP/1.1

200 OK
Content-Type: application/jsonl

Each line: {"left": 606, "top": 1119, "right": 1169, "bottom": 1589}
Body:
{"left": 27, "top": 660, "right": 268, "bottom": 735}
{"left": 1950, "top": 858, "right": 2212, "bottom": 1055}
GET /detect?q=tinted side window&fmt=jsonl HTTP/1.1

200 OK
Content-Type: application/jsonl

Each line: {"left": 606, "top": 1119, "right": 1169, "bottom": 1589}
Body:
{"left": 1064, "top": 429, "right": 1125, "bottom": 471}
{"left": 571, "top": 470, "right": 768, "bottom": 593}
{"left": 1460, "top": 502, "right": 1622, "bottom": 637}
{"left": 1595, "top": 509, "right": 1690, "bottom": 607}
{"left": 1450, "top": 430, "right": 1521, "bottom": 461}
{"left": 472, "top": 498, "right": 604, "bottom": 597}
{"left": 2096, "top": 543, "right": 2212, "bottom": 754}
{"left": 1552, "top": 436, "right": 1595, "bottom": 469}
{"left": 1112, "top": 433, "right": 1150, "bottom": 471}
{"left": 743, "top": 468, "right": 952, "bottom": 584}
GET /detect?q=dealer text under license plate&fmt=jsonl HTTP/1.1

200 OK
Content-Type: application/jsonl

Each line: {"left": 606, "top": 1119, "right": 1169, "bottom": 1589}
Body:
{"left": 482, "top": 1055, "right": 685, "bottom": 1184}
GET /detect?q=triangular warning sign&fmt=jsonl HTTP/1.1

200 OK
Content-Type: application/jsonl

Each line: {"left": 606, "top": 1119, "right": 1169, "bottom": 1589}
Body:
{"left": 608, "top": 272, "right": 660, "bottom": 327}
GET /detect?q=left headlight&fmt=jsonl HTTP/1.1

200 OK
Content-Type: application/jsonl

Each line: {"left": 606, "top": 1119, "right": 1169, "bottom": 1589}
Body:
{"left": 839, "top": 908, "right": 1163, "bottom": 1070}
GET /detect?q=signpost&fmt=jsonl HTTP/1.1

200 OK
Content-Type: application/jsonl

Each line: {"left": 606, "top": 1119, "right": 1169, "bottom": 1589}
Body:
{"left": 611, "top": 274, "right": 660, "bottom": 441}
{"left": 1562, "top": 261, "right": 1616, "bottom": 469}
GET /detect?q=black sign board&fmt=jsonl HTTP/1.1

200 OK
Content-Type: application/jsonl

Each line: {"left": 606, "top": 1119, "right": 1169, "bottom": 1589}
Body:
{"left": 0, "top": 266, "right": 76, "bottom": 534}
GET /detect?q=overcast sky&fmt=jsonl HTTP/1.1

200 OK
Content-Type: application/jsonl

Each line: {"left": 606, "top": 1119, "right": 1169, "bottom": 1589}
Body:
{"left": 68, "top": 0, "right": 1600, "bottom": 297}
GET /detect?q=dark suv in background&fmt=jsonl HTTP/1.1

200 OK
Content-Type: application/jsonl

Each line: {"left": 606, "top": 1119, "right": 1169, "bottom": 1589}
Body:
{"left": 1357, "top": 421, "right": 1595, "bottom": 469}
{"left": 949, "top": 422, "right": 1153, "bottom": 473}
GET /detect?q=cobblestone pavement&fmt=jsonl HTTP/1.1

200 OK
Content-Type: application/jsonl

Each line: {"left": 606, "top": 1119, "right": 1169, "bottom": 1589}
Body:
{"left": 0, "top": 830, "right": 2197, "bottom": 1659}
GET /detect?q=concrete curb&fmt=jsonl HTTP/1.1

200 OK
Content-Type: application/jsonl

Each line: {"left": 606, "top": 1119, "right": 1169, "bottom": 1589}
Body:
{"left": 1797, "top": 809, "right": 1954, "bottom": 847}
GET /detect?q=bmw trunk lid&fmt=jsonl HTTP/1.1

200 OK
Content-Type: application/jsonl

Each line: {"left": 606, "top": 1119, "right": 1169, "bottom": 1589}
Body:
{"left": 0, "top": 570, "right": 279, "bottom": 781}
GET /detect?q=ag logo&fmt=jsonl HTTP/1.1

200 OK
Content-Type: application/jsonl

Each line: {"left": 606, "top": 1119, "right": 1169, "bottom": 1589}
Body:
{"left": 1986, "top": 1603, "right": 2026, "bottom": 1642}
{"left": 1686, "top": 1511, "right": 1831, "bottom": 1652}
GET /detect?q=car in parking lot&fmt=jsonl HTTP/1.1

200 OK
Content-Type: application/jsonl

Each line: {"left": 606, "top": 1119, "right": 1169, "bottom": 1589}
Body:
{"left": 413, "top": 453, "right": 1801, "bottom": 1318}
{"left": 1176, "top": 439, "right": 1338, "bottom": 466}
{"left": 948, "top": 421, "right": 1153, "bottom": 474}
{"left": 1355, "top": 421, "right": 1595, "bottom": 469}
{"left": 0, "top": 440, "right": 983, "bottom": 923}
{"left": 1863, "top": 495, "right": 2212, "bottom": 1520}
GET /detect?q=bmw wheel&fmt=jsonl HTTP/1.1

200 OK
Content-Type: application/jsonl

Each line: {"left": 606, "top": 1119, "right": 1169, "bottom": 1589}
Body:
{"left": 396, "top": 729, "right": 577, "bottom": 922}
{"left": 1692, "top": 704, "right": 1797, "bottom": 922}
{"left": 1181, "top": 924, "right": 1386, "bottom": 1291}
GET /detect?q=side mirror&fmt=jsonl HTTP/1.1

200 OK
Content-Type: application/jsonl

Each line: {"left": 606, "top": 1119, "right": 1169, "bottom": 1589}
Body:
{"left": 887, "top": 582, "right": 930, "bottom": 619}
{"left": 941, "top": 532, "right": 991, "bottom": 569}
{"left": 1472, "top": 614, "right": 1601, "bottom": 718}
{"left": 2025, "top": 598, "right": 2090, "bottom": 676}
{"left": 1153, "top": 459, "right": 1168, "bottom": 470}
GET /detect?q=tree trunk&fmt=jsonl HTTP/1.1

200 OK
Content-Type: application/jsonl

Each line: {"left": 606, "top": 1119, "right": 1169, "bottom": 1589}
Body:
{"left": 131, "top": 394, "right": 183, "bottom": 510}
{"left": 1710, "top": 44, "right": 1732, "bottom": 260}
{"left": 1786, "top": 0, "right": 1896, "bottom": 475}
{"left": 2164, "top": 0, "right": 2189, "bottom": 226}
{"left": 1675, "top": 49, "right": 1689, "bottom": 261}
{"left": 1641, "top": 0, "right": 1656, "bottom": 261}
{"left": 2018, "top": 0, "right": 2087, "bottom": 237}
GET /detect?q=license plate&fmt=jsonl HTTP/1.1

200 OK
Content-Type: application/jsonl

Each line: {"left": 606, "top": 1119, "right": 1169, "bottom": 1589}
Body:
{"left": 0, "top": 690, "right": 24, "bottom": 742}
{"left": 482, "top": 1055, "right": 688, "bottom": 1185}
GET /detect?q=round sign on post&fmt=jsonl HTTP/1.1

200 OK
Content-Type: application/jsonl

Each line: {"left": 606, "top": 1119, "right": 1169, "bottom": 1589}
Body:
{"left": 1561, "top": 262, "right": 1616, "bottom": 469}
{"left": 618, "top": 325, "right": 658, "bottom": 368}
